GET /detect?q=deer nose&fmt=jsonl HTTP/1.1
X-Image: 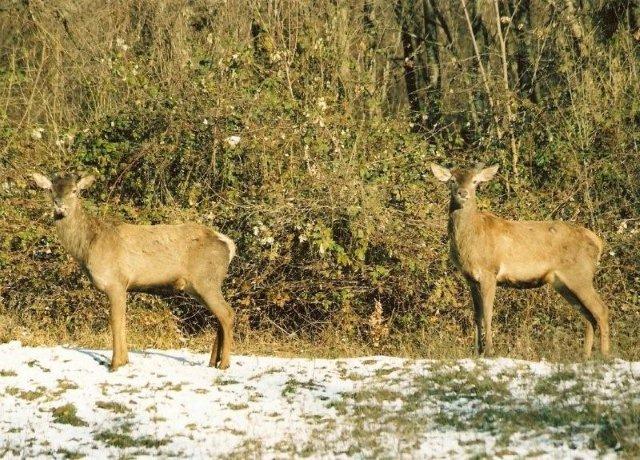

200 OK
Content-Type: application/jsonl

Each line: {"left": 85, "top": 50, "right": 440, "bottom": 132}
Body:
{"left": 458, "top": 189, "right": 469, "bottom": 199}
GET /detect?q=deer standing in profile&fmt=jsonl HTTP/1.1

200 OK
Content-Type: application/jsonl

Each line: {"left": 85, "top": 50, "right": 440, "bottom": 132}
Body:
{"left": 32, "top": 173, "right": 236, "bottom": 371}
{"left": 430, "top": 163, "right": 610, "bottom": 358}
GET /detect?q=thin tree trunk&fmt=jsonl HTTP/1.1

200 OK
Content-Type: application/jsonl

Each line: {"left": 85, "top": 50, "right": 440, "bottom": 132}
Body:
{"left": 468, "top": 0, "right": 493, "bottom": 129}
{"left": 471, "top": 0, "right": 492, "bottom": 70}
{"left": 493, "top": 0, "right": 519, "bottom": 177}
{"left": 461, "top": 0, "right": 502, "bottom": 140}
{"left": 395, "top": 0, "right": 422, "bottom": 118}
{"left": 363, "top": 0, "right": 374, "bottom": 32}
{"left": 628, "top": 0, "right": 640, "bottom": 42}
{"left": 511, "top": 0, "right": 539, "bottom": 103}
{"left": 421, "top": 0, "right": 442, "bottom": 124}
{"left": 564, "top": 0, "right": 587, "bottom": 58}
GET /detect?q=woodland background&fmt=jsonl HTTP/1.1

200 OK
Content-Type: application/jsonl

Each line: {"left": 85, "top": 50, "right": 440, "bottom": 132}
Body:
{"left": 0, "top": 0, "right": 638, "bottom": 359}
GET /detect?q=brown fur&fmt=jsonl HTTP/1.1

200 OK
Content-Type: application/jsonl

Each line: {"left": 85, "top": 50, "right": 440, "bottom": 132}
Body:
{"left": 431, "top": 163, "right": 610, "bottom": 358}
{"left": 32, "top": 173, "right": 236, "bottom": 371}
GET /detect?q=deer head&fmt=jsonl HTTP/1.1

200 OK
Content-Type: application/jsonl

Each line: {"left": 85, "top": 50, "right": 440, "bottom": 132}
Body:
{"left": 430, "top": 163, "right": 499, "bottom": 209}
{"left": 31, "top": 173, "right": 95, "bottom": 220}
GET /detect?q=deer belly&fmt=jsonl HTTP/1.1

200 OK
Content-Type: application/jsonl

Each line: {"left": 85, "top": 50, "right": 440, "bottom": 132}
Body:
{"left": 129, "top": 269, "right": 187, "bottom": 290}
{"left": 496, "top": 263, "right": 549, "bottom": 289}
{"left": 124, "top": 252, "right": 188, "bottom": 291}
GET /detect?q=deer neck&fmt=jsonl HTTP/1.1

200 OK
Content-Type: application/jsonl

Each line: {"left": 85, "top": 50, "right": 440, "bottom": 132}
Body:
{"left": 448, "top": 198, "right": 478, "bottom": 245}
{"left": 54, "top": 200, "right": 99, "bottom": 264}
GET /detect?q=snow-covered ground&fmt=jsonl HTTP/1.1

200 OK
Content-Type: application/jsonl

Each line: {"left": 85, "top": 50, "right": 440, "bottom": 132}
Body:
{"left": 1, "top": 341, "right": 639, "bottom": 458}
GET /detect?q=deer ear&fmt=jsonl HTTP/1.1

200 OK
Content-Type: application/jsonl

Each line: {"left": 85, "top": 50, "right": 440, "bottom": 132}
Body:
{"left": 430, "top": 163, "right": 452, "bottom": 182}
{"left": 31, "top": 173, "right": 52, "bottom": 190}
{"left": 76, "top": 175, "right": 96, "bottom": 191}
{"left": 474, "top": 164, "right": 499, "bottom": 183}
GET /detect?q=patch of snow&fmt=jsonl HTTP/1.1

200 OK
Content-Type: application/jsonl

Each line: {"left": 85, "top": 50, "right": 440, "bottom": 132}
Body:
{"left": 0, "top": 343, "right": 637, "bottom": 458}
{"left": 224, "top": 136, "right": 241, "bottom": 148}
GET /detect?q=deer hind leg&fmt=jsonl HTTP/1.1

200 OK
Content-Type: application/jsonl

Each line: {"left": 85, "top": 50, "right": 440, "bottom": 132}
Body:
{"left": 583, "top": 320, "right": 595, "bottom": 359}
{"left": 106, "top": 286, "right": 129, "bottom": 371}
{"left": 577, "top": 286, "right": 610, "bottom": 358}
{"left": 211, "top": 323, "right": 223, "bottom": 367}
{"left": 552, "top": 278, "right": 596, "bottom": 358}
{"left": 553, "top": 274, "right": 609, "bottom": 358}
{"left": 191, "top": 285, "right": 234, "bottom": 369}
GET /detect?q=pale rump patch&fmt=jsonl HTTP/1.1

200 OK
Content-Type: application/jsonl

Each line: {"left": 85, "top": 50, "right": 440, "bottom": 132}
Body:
{"left": 216, "top": 232, "right": 236, "bottom": 261}
{"left": 173, "top": 277, "right": 187, "bottom": 291}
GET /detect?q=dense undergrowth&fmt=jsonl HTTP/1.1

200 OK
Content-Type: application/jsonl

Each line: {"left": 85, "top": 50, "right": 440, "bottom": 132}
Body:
{"left": 0, "top": 0, "right": 638, "bottom": 359}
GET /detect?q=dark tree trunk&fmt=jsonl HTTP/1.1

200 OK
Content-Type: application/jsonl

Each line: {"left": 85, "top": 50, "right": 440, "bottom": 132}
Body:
{"left": 630, "top": 0, "right": 640, "bottom": 31}
{"left": 594, "top": 0, "right": 629, "bottom": 41}
{"left": 510, "top": 0, "right": 538, "bottom": 103}
{"left": 470, "top": 0, "right": 492, "bottom": 123}
{"left": 363, "top": 0, "right": 374, "bottom": 32}
{"left": 629, "top": 0, "right": 640, "bottom": 55}
{"left": 395, "top": 0, "right": 422, "bottom": 117}
{"left": 421, "top": 0, "right": 442, "bottom": 124}
{"left": 563, "top": 0, "right": 587, "bottom": 58}
{"left": 471, "top": 0, "right": 492, "bottom": 67}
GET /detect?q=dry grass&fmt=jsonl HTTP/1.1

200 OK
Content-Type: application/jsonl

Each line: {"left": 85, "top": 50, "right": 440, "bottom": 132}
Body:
{"left": 2, "top": 301, "right": 630, "bottom": 363}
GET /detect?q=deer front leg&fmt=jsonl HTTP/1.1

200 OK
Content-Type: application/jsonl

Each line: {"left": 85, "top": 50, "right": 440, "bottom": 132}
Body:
{"left": 106, "top": 286, "right": 129, "bottom": 371}
{"left": 468, "top": 279, "right": 484, "bottom": 355}
{"left": 479, "top": 274, "right": 497, "bottom": 357}
{"left": 469, "top": 274, "right": 497, "bottom": 357}
{"left": 480, "top": 275, "right": 496, "bottom": 356}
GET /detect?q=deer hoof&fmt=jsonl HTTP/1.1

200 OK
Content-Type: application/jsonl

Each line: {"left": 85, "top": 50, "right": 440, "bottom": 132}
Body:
{"left": 481, "top": 349, "right": 494, "bottom": 358}
{"left": 109, "top": 359, "right": 129, "bottom": 372}
{"left": 215, "top": 360, "right": 230, "bottom": 370}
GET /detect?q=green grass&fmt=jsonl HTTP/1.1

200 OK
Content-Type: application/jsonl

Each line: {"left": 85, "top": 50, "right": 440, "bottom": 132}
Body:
{"left": 95, "top": 401, "right": 130, "bottom": 414}
{"left": 227, "top": 402, "right": 249, "bottom": 410}
{"left": 56, "top": 448, "right": 85, "bottom": 459}
{"left": 533, "top": 369, "right": 584, "bottom": 396}
{"left": 57, "top": 379, "right": 79, "bottom": 391}
{"left": 94, "top": 425, "right": 169, "bottom": 449}
{"left": 6, "top": 386, "right": 47, "bottom": 401}
{"left": 281, "top": 378, "right": 321, "bottom": 398}
{"left": 17, "top": 389, "right": 46, "bottom": 401}
{"left": 214, "top": 377, "right": 240, "bottom": 386}
{"left": 52, "top": 404, "right": 88, "bottom": 427}
{"left": 226, "top": 439, "right": 263, "bottom": 460}
{"left": 322, "top": 361, "right": 640, "bottom": 456}
{"left": 412, "top": 366, "right": 511, "bottom": 406}
{"left": 52, "top": 379, "right": 80, "bottom": 397}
